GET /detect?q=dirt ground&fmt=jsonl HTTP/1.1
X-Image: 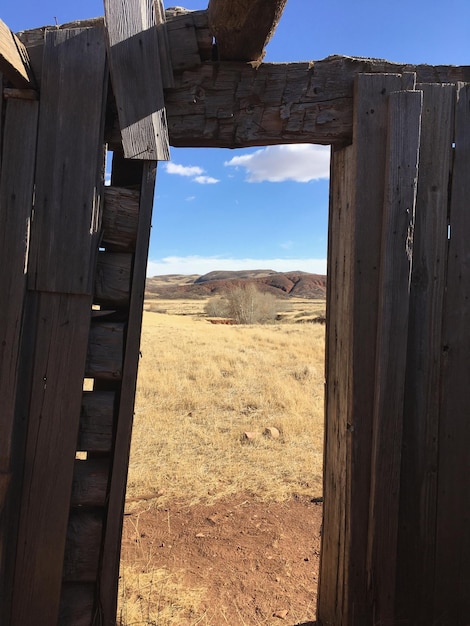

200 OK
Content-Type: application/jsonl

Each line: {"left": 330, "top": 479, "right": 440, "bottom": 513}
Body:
{"left": 121, "top": 494, "right": 322, "bottom": 625}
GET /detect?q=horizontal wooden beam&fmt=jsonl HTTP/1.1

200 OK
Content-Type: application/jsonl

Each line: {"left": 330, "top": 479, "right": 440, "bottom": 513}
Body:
{"left": 163, "top": 56, "right": 470, "bottom": 148}
{"left": 208, "top": 0, "right": 288, "bottom": 62}
{"left": 17, "top": 17, "right": 470, "bottom": 148}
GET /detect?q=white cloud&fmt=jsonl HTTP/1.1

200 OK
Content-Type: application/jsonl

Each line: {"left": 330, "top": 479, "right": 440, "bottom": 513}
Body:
{"left": 280, "top": 240, "right": 294, "bottom": 250}
{"left": 186, "top": 196, "right": 196, "bottom": 201}
{"left": 165, "top": 162, "right": 219, "bottom": 184}
{"left": 224, "top": 144, "right": 330, "bottom": 183}
{"left": 165, "top": 162, "right": 204, "bottom": 177}
{"left": 194, "top": 175, "right": 220, "bottom": 184}
{"left": 146, "top": 255, "right": 327, "bottom": 277}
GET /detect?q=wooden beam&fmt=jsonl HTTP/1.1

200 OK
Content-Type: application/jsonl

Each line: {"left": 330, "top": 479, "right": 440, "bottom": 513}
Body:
{"left": 0, "top": 19, "right": 35, "bottom": 88}
{"left": 208, "top": 0, "right": 287, "bottom": 62}
{"left": 17, "top": 18, "right": 470, "bottom": 148}
{"left": 163, "top": 57, "right": 470, "bottom": 148}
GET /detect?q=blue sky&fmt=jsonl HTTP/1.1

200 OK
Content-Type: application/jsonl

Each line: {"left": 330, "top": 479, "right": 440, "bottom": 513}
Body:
{"left": 4, "top": 1, "right": 470, "bottom": 276}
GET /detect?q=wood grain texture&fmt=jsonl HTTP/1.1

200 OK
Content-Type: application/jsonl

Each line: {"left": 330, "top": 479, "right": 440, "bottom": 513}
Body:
{"left": 366, "top": 89, "right": 422, "bottom": 623}
{"left": 103, "top": 186, "right": 140, "bottom": 251}
{"left": 318, "top": 144, "right": 353, "bottom": 626}
{"left": 78, "top": 391, "right": 115, "bottom": 453}
{"left": 27, "top": 26, "right": 108, "bottom": 295}
{"left": 10, "top": 293, "right": 93, "bottom": 625}
{"left": 396, "top": 83, "right": 455, "bottom": 626}
{"left": 165, "top": 9, "right": 212, "bottom": 71}
{"left": 208, "top": 0, "right": 287, "bottom": 62}
{"left": 62, "top": 510, "right": 103, "bottom": 582}
{"left": 164, "top": 57, "right": 470, "bottom": 148}
{"left": 94, "top": 252, "right": 132, "bottom": 307}
{"left": 0, "top": 18, "right": 35, "bottom": 87}
{"left": 104, "top": 0, "right": 170, "bottom": 159}
{"left": 71, "top": 458, "right": 110, "bottom": 507}
{"left": 98, "top": 160, "right": 157, "bottom": 625}
{"left": 0, "top": 98, "right": 38, "bottom": 474}
{"left": 434, "top": 82, "right": 470, "bottom": 626}
{"left": 85, "top": 322, "right": 125, "bottom": 380}
{"left": 0, "top": 95, "right": 38, "bottom": 626}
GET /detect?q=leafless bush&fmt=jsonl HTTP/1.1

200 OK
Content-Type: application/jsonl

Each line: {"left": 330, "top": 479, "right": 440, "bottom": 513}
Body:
{"left": 205, "top": 284, "right": 281, "bottom": 324}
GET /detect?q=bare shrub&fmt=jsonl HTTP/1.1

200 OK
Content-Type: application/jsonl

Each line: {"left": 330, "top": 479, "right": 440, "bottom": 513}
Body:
{"left": 204, "top": 295, "right": 228, "bottom": 318}
{"left": 205, "top": 284, "right": 281, "bottom": 324}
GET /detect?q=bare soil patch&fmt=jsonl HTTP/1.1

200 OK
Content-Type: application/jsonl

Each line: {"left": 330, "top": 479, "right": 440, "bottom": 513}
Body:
{"left": 121, "top": 494, "right": 321, "bottom": 625}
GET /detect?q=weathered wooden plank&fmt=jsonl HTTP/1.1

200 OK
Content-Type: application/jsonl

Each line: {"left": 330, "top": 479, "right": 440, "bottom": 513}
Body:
{"left": 347, "top": 73, "right": 403, "bottom": 625}
{"left": 99, "top": 160, "right": 157, "bottom": 625}
{"left": 71, "top": 458, "right": 109, "bottom": 507}
{"left": 318, "top": 144, "right": 353, "bottom": 626}
{"left": 154, "top": 0, "right": 174, "bottom": 88}
{"left": 102, "top": 186, "right": 140, "bottom": 250}
{"left": 10, "top": 293, "right": 93, "bottom": 625}
{"left": 434, "top": 82, "right": 470, "bottom": 626}
{"left": 59, "top": 583, "right": 95, "bottom": 626}
{"left": 395, "top": 83, "right": 455, "bottom": 626}
{"left": 27, "top": 26, "right": 108, "bottom": 294}
{"left": 0, "top": 97, "right": 38, "bottom": 624}
{"left": 366, "top": 89, "right": 422, "bottom": 623}
{"left": 95, "top": 252, "right": 132, "bottom": 306}
{"left": 0, "top": 98, "right": 38, "bottom": 485}
{"left": 0, "top": 18, "right": 35, "bottom": 88}
{"left": 318, "top": 73, "right": 403, "bottom": 626}
{"left": 79, "top": 391, "right": 115, "bottom": 453}
{"left": 208, "top": 0, "right": 287, "bottom": 62}
{"left": 62, "top": 510, "right": 103, "bottom": 582}
{"left": 86, "top": 321, "right": 125, "bottom": 380}
{"left": 104, "top": 0, "right": 170, "bottom": 160}
{"left": 165, "top": 9, "right": 212, "bottom": 71}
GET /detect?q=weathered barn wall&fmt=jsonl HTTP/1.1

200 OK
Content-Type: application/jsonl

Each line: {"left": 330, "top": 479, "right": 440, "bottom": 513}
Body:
{"left": 1, "top": 2, "right": 470, "bottom": 625}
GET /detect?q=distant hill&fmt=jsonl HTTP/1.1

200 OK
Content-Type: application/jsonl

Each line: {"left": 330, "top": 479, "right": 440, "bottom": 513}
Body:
{"left": 146, "top": 270, "right": 327, "bottom": 300}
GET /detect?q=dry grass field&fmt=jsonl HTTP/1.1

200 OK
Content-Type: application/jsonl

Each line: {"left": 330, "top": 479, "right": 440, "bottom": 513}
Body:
{"left": 118, "top": 296, "right": 326, "bottom": 625}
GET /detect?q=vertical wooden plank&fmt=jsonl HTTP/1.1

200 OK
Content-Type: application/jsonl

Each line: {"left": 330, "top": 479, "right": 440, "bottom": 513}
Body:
{"left": 318, "top": 73, "right": 403, "bottom": 626}
{"left": 27, "top": 26, "right": 108, "bottom": 294}
{"left": 104, "top": 0, "right": 170, "bottom": 160}
{"left": 154, "top": 0, "right": 175, "bottom": 88}
{"left": 434, "top": 82, "right": 470, "bottom": 625}
{"left": 396, "top": 83, "right": 455, "bottom": 626}
{"left": 0, "top": 98, "right": 38, "bottom": 484}
{"left": 318, "top": 144, "right": 354, "bottom": 626}
{"left": 366, "top": 89, "right": 422, "bottom": 623}
{"left": 347, "top": 73, "right": 402, "bottom": 625}
{"left": 10, "top": 293, "right": 93, "bottom": 626}
{"left": 0, "top": 95, "right": 39, "bottom": 626}
{"left": 98, "top": 160, "right": 157, "bottom": 625}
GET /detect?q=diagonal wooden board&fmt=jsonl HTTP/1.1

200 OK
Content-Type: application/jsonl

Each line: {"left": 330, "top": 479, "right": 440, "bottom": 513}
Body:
{"left": 0, "top": 18, "right": 35, "bottom": 88}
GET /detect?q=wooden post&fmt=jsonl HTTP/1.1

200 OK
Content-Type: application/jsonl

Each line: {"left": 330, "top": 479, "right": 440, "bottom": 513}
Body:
{"left": 98, "top": 158, "right": 157, "bottom": 625}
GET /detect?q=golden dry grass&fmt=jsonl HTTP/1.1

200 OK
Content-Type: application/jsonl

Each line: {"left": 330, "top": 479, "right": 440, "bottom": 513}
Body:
{"left": 119, "top": 297, "right": 326, "bottom": 624}
{"left": 126, "top": 302, "right": 325, "bottom": 507}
